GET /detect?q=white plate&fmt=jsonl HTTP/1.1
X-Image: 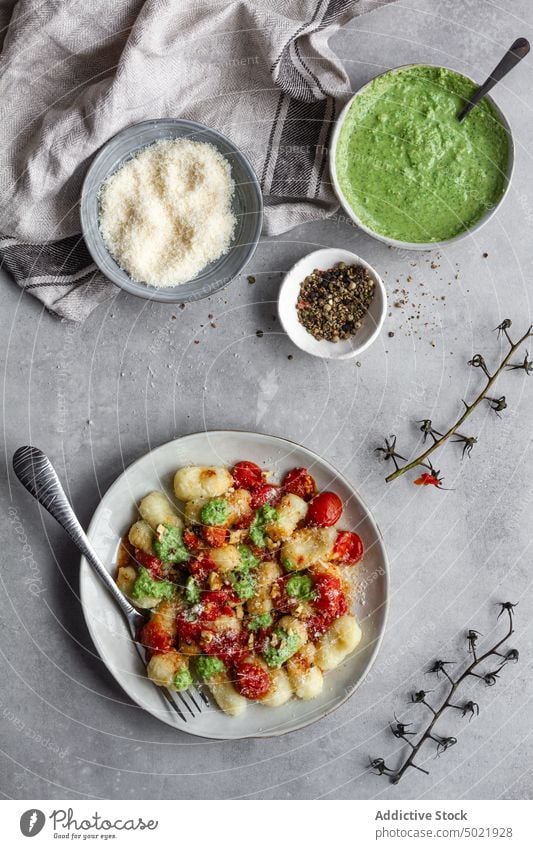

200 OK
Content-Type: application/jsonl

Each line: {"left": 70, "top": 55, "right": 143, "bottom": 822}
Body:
{"left": 80, "top": 431, "right": 389, "bottom": 739}
{"left": 278, "top": 248, "right": 387, "bottom": 360}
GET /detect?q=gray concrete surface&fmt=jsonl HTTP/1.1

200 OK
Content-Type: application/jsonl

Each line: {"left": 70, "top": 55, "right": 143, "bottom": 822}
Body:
{"left": 1, "top": 0, "right": 532, "bottom": 800}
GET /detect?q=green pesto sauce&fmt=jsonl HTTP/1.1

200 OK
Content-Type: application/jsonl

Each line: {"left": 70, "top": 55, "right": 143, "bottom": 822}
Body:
{"left": 335, "top": 66, "right": 509, "bottom": 243}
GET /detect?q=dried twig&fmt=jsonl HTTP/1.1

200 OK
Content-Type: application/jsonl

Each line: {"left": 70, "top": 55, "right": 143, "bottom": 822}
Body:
{"left": 377, "top": 322, "right": 532, "bottom": 485}
{"left": 370, "top": 603, "right": 518, "bottom": 784}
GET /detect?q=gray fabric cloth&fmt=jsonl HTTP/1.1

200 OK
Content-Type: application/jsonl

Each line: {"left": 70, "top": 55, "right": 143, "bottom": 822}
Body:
{"left": 0, "top": 0, "right": 394, "bottom": 321}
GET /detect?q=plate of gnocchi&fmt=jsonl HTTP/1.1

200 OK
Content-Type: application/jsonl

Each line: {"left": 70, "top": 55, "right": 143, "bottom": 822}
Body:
{"left": 79, "top": 431, "right": 388, "bottom": 738}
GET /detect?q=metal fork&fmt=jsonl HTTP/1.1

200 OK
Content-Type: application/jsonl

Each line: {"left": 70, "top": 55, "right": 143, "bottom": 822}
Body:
{"left": 12, "top": 446, "right": 208, "bottom": 723}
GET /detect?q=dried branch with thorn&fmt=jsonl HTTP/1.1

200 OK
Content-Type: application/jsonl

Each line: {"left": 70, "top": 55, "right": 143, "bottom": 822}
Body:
{"left": 376, "top": 321, "right": 532, "bottom": 487}
{"left": 369, "top": 603, "right": 518, "bottom": 784}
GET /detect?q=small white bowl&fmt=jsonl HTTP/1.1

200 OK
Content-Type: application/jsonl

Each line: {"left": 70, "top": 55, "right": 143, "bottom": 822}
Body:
{"left": 278, "top": 248, "right": 386, "bottom": 360}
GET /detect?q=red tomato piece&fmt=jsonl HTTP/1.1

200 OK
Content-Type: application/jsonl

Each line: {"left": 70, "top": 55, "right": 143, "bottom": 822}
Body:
{"left": 200, "top": 589, "right": 235, "bottom": 621}
{"left": 333, "top": 531, "right": 364, "bottom": 565}
{"left": 307, "top": 491, "right": 343, "bottom": 527}
{"left": 175, "top": 613, "right": 202, "bottom": 644}
{"left": 232, "top": 461, "right": 264, "bottom": 490}
{"left": 306, "top": 613, "right": 331, "bottom": 640}
{"left": 282, "top": 467, "right": 316, "bottom": 500}
{"left": 183, "top": 529, "right": 201, "bottom": 551}
{"left": 139, "top": 619, "right": 173, "bottom": 654}
{"left": 201, "top": 526, "right": 229, "bottom": 548}
{"left": 234, "top": 659, "right": 271, "bottom": 700}
{"left": 270, "top": 575, "right": 294, "bottom": 614}
{"left": 201, "top": 630, "right": 247, "bottom": 665}
{"left": 414, "top": 472, "right": 442, "bottom": 487}
{"left": 133, "top": 549, "right": 165, "bottom": 578}
{"left": 188, "top": 554, "right": 217, "bottom": 582}
{"left": 312, "top": 573, "right": 348, "bottom": 620}
{"left": 233, "top": 512, "right": 253, "bottom": 530}
{"left": 250, "top": 483, "right": 280, "bottom": 510}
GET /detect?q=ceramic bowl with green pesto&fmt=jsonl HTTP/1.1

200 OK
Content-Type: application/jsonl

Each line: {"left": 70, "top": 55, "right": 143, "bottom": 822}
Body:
{"left": 330, "top": 64, "right": 514, "bottom": 250}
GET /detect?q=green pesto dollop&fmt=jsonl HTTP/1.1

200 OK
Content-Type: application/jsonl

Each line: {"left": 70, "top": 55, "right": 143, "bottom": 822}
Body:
{"left": 200, "top": 498, "right": 229, "bottom": 527}
{"left": 286, "top": 573, "right": 315, "bottom": 600}
{"left": 335, "top": 66, "right": 509, "bottom": 243}
{"left": 238, "top": 544, "right": 260, "bottom": 571}
{"left": 228, "top": 544, "right": 259, "bottom": 600}
{"left": 196, "top": 656, "right": 225, "bottom": 680}
{"left": 229, "top": 570, "right": 256, "bottom": 601}
{"left": 247, "top": 612, "right": 273, "bottom": 631}
{"left": 173, "top": 668, "right": 193, "bottom": 692}
{"left": 184, "top": 576, "right": 200, "bottom": 604}
{"left": 153, "top": 524, "right": 189, "bottom": 564}
{"left": 249, "top": 504, "right": 278, "bottom": 547}
{"left": 131, "top": 567, "right": 176, "bottom": 602}
{"left": 262, "top": 628, "right": 302, "bottom": 668}
{"left": 281, "top": 556, "right": 297, "bottom": 573}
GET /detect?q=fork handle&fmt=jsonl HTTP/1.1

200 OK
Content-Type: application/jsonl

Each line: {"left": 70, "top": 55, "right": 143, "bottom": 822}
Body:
{"left": 12, "top": 446, "right": 140, "bottom": 628}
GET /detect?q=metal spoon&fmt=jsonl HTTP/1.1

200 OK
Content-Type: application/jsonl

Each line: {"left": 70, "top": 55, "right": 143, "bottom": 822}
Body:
{"left": 12, "top": 445, "right": 206, "bottom": 721}
{"left": 458, "top": 37, "right": 530, "bottom": 122}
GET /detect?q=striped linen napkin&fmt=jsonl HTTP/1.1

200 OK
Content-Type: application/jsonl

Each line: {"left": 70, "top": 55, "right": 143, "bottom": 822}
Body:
{"left": 0, "top": 0, "right": 395, "bottom": 321}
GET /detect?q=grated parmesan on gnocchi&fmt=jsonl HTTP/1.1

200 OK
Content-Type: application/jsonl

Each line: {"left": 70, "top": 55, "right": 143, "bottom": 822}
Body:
{"left": 116, "top": 460, "right": 364, "bottom": 716}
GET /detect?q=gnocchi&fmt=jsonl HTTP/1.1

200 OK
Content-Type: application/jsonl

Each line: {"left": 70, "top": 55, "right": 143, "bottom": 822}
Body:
{"left": 281, "top": 526, "right": 336, "bottom": 571}
{"left": 315, "top": 614, "right": 362, "bottom": 671}
{"left": 139, "top": 491, "right": 182, "bottom": 530}
{"left": 116, "top": 565, "right": 137, "bottom": 597}
{"left": 206, "top": 670, "right": 248, "bottom": 716}
{"left": 246, "top": 560, "right": 281, "bottom": 615}
{"left": 183, "top": 498, "right": 209, "bottom": 525}
{"left": 174, "top": 466, "right": 233, "bottom": 501}
{"left": 147, "top": 650, "right": 190, "bottom": 689}
{"left": 265, "top": 493, "right": 308, "bottom": 541}
{"left": 260, "top": 667, "right": 293, "bottom": 707}
{"left": 128, "top": 520, "right": 154, "bottom": 554}
{"left": 116, "top": 459, "right": 365, "bottom": 717}
{"left": 206, "top": 544, "right": 241, "bottom": 574}
{"left": 286, "top": 644, "right": 324, "bottom": 700}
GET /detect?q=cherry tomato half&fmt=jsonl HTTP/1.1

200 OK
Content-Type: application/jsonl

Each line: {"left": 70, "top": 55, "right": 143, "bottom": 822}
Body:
{"left": 200, "top": 589, "right": 235, "bottom": 621}
{"left": 306, "top": 613, "right": 330, "bottom": 640}
{"left": 188, "top": 553, "right": 217, "bottom": 582}
{"left": 282, "top": 467, "right": 316, "bottom": 500}
{"left": 201, "top": 629, "right": 247, "bottom": 665}
{"left": 333, "top": 531, "right": 364, "bottom": 565}
{"left": 183, "top": 529, "right": 201, "bottom": 551}
{"left": 234, "top": 659, "right": 271, "bottom": 700}
{"left": 133, "top": 549, "right": 165, "bottom": 578}
{"left": 139, "top": 619, "right": 173, "bottom": 654}
{"left": 175, "top": 613, "right": 202, "bottom": 644}
{"left": 312, "top": 572, "right": 348, "bottom": 620}
{"left": 306, "top": 491, "right": 343, "bottom": 527}
{"left": 250, "top": 483, "right": 280, "bottom": 510}
{"left": 201, "top": 526, "right": 229, "bottom": 548}
{"left": 231, "top": 461, "right": 264, "bottom": 490}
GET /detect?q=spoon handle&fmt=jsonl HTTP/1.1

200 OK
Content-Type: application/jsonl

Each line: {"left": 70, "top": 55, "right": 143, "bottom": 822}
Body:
{"left": 12, "top": 445, "right": 141, "bottom": 632}
{"left": 458, "top": 37, "right": 530, "bottom": 122}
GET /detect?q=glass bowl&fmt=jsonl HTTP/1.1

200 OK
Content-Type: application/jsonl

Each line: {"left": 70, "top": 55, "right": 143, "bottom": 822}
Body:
{"left": 80, "top": 119, "right": 263, "bottom": 303}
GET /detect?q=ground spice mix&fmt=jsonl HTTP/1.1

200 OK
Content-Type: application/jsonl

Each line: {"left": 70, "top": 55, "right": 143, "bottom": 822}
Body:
{"left": 296, "top": 263, "right": 375, "bottom": 342}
